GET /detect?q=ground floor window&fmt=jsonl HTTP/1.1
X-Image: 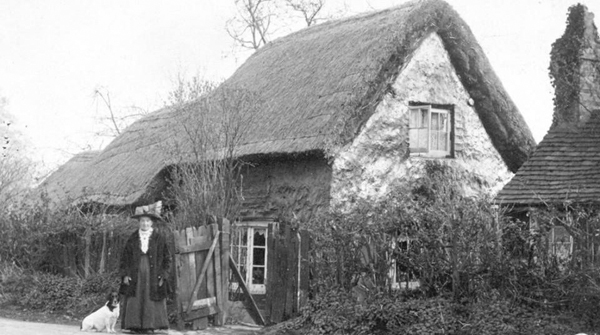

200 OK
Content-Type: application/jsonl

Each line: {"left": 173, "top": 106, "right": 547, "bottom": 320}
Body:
{"left": 548, "top": 225, "right": 573, "bottom": 260}
{"left": 230, "top": 221, "right": 271, "bottom": 295}
{"left": 389, "top": 236, "right": 420, "bottom": 290}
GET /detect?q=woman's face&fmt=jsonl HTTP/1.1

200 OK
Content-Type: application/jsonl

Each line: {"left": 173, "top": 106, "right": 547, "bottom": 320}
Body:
{"left": 139, "top": 216, "right": 153, "bottom": 231}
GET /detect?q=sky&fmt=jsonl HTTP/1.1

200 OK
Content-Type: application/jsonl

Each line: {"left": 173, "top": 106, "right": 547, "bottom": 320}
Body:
{"left": 1, "top": 0, "right": 600, "bottom": 174}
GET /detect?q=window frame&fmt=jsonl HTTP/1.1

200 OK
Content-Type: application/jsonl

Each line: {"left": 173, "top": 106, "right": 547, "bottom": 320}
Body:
{"left": 548, "top": 225, "right": 573, "bottom": 259}
{"left": 389, "top": 236, "right": 421, "bottom": 290}
{"left": 230, "top": 221, "right": 271, "bottom": 295}
{"left": 408, "top": 103, "right": 455, "bottom": 158}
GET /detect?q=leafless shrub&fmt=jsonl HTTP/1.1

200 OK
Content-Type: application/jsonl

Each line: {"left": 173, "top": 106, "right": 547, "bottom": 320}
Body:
{"left": 166, "top": 86, "right": 261, "bottom": 228}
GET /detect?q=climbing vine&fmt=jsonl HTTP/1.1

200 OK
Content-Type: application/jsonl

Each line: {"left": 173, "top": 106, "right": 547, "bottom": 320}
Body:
{"left": 549, "top": 4, "right": 587, "bottom": 127}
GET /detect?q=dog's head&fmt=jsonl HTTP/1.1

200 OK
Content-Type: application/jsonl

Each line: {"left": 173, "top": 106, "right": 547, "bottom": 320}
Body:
{"left": 106, "top": 292, "right": 120, "bottom": 311}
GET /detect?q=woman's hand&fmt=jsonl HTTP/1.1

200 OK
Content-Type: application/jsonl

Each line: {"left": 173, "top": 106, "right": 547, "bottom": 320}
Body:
{"left": 123, "top": 276, "right": 132, "bottom": 285}
{"left": 158, "top": 276, "right": 164, "bottom": 287}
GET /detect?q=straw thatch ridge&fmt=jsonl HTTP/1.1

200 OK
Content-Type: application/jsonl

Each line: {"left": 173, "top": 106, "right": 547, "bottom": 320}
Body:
{"left": 44, "top": 0, "right": 535, "bottom": 206}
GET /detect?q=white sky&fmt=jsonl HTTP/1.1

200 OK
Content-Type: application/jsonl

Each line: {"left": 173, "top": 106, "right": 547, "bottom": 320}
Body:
{"left": 1, "top": 0, "right": 600, "bottom": 172}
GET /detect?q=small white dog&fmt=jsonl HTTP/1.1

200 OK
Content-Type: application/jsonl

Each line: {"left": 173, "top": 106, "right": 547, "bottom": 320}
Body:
{"left": 81, "top": 292, "right": 120, "bottom": 333}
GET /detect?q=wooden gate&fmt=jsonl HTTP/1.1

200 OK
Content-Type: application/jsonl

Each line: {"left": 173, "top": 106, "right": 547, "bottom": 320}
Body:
{"left": 173, "top": 219, "right": 230, "bottom": 330}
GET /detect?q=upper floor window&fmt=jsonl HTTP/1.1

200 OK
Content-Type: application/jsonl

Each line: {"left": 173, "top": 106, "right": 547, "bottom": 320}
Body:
{"left": 409, "top": 104, "right": 453, "bottom": 157}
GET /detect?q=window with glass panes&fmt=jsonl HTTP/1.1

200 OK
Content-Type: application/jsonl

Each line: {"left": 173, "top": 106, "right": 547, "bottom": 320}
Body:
{"left": 230, "top": 223, "right": 269, "bottom": 295}
{"left": 409, "top": 105, "right": 452, "bottom": 157}
{"left": 549, "top": 226, "right": 573, "bottom": 260}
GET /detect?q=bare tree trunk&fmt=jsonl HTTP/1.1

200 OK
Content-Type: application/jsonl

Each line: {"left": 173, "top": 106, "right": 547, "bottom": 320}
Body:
{"left": 84, "top": 226, "right": 91, "bottom": 278}
{"left": 98, "top": 230, "right": 107, "bottom": 274}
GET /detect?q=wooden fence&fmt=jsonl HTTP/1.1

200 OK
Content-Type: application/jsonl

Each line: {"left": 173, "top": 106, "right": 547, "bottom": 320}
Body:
{"left": 173, "top": 219, "right": 230, "bottom": 330}
{"left": 265, "top": 223, "right": 311, "bottom": 323}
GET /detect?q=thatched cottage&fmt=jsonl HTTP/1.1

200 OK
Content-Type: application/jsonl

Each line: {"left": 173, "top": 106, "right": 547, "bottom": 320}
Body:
{"left": 496, "top": 4, "right": 600, "bottom": 260}
{"left": 41, "top": 0, "right": 534, "bottom": 293}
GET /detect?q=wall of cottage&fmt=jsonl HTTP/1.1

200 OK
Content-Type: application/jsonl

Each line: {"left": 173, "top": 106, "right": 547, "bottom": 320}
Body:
{"left": 331, "top": 33, "right": 513, "bottom": 210}
{"left": 239, "top": 153, "right": 331, "bottom": 222}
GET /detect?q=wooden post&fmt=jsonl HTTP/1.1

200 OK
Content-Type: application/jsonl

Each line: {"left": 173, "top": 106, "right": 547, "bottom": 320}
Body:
{"left": 173, "top": 230, "right": 186, "bottom": 330}
{"left": 266, "top": 223, "right": 276, "bottom": 322}
{"left": 210, "top": 223, "right": 224, "bottom": 325}
{"left": 284, "top": 228, "right": 297, "bottom": 317}
{"left": 270, "top": 226, "right": 289, "bottom": 323}
{"left": 185, "top": 227, "right": 204, "bottom": 330}
{"left": 299, "top": 230, "right": 311, "bottom": 309}
{"left": 219, "top": 219, "right": 230, "bottom": 325}
{"left": 206, "top": 226, "right": 216, "bottom": 310}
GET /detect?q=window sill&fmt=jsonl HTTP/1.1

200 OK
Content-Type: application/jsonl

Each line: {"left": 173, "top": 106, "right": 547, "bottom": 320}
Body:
{"left": 391, "top": 280, "right": 421, "bottom": 290}
{"left": 409, "top": 152, "right": 453, "bottom": 159}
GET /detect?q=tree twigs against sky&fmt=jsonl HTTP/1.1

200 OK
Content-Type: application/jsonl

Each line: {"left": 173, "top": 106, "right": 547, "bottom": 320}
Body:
{"left": 93, "top": 87, "right": 149, "bottom": 140}
{"left": 226, "top": 0, "right": 329, "bottom": 50}
{"left": 0, "top": 96, "right": 34, "bottom": 203}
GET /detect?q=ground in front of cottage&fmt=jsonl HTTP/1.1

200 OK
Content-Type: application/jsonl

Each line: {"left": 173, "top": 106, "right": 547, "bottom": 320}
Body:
{"left": 0, "top": 317, "right": 262, "bottom": 335}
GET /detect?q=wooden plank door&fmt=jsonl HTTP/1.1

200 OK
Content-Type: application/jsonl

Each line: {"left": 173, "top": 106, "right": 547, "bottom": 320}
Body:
{"left": 265, "top": 224, "right": 311, "bottom": 323}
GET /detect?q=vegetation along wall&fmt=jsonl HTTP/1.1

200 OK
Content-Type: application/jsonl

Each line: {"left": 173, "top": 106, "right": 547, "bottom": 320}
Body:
{"left": 331, "top": 33, "right": 512, "bottom": 209}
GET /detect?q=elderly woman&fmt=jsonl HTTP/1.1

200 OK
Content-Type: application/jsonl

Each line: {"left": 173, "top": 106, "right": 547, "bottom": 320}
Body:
{"left": 119, "top": 201, "right": 171, "bottom": 333}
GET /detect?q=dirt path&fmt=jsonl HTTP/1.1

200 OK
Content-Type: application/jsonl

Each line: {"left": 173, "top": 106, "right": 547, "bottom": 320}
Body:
{"left": 0, "top": 317, "right": 262, "bottom": 335}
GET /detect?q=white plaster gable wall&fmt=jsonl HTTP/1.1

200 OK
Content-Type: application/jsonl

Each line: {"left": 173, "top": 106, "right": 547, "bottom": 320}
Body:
{"left": 331, "top": 33, "right": 513, "bottom": 210}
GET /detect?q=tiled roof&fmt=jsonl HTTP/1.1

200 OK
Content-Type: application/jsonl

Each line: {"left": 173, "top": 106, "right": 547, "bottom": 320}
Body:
{"left": 496, "top": 114, "right": 600, "bottom": 205}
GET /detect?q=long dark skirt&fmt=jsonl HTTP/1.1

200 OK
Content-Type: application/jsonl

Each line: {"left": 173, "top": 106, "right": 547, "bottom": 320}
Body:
{"left": 121, "top": 254, "right": 169, "bottom": 331}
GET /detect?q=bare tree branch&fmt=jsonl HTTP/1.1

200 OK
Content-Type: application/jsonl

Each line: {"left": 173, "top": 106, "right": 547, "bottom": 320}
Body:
{"left": 226, "top": 0, "right": 345, "bottom": 51}
{"left": 0, "top": 98, "right": 34, "bottom": 203}
{"left": 92, "top": 87, "right": 148, "bottom": 139}
{"left": 93, "top": 88, "right": 120, "bottom": 136}
{"left": 165, "top": 73, "right": 220, "bottom": 107}
{"left": 227, "top": 0, "right": 276, "bottom": 50}
{"left": 285, "top": 0, "right": 326, "bottom": 26}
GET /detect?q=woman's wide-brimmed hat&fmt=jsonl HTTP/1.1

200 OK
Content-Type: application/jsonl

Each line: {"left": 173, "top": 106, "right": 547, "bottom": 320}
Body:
{"left": 131, "top": 201, "right": 163, "bottom": 221}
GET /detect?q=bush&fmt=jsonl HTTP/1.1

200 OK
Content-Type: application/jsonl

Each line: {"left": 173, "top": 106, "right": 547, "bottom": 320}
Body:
{"left": 294, "top": 160, "right": 596, "bottom": 333}
{"left": 295, "top": 288, "right": 372, "bottom": 335}
{"left": 23, "top": 272, "right": 80, "bottom": 312}
{"left": 306, "top": 161, "right": 502, "bottom": 299}
{"left": 0, "top": 261, "right": 30, "bottom": 305}
{"left": 0, "top": 192, "right": 135, "bottom": 277}
{"left": 1, "top": 267, "right": 120, "bottom": 318}
{"left": 294, "top": 292, "right": 580, "bottom": 335}
{"left": 296, "top": 289, "right": 463, "bottom": 335}
{"left": 80, "top": 271, "right": 120, "bottom": 296}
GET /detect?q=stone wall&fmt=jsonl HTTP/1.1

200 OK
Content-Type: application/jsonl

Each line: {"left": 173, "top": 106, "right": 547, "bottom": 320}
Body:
{"left": 239, "top": 153, "right": 331, "bottom": 222}
{"left": 331, "top": 33, "right": 512, "bottom": 210}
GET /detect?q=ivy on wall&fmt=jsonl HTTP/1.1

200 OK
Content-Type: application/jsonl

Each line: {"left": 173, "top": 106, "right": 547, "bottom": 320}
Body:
{"left": 549, "top": 4, "right": 586, "bottom": 128}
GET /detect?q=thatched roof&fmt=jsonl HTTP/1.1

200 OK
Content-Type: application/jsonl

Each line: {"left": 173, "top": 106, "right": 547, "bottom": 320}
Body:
{"left": 39, "top": 150, "right": 100, "bottom": 204}
{"left": 496, "top": 113, "right": 600, "bottom": 206}
{"left": 42, "top": 0, "right": 535, "bottom": 207}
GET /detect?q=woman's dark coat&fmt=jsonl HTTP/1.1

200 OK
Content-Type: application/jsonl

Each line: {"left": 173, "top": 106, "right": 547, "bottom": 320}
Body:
{"left": 119, "top": 230, "right": 171, "bottom": 301}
